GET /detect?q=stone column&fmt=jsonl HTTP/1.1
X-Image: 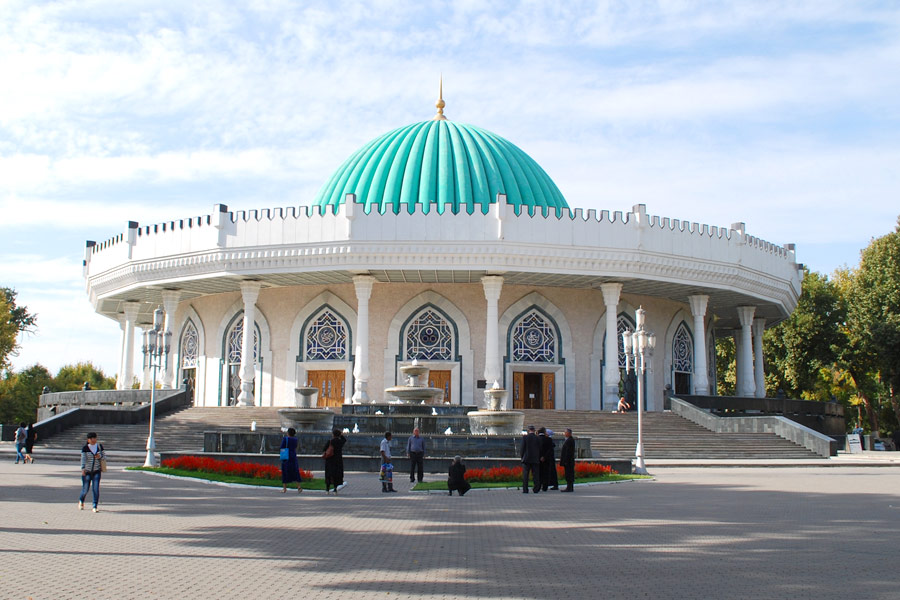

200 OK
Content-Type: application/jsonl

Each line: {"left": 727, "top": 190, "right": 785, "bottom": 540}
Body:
{"left": 161, "top": 290, "right": 181, "bottom": 389}
{"left": 121, "top": 302, "right": 140, "bottom": 390}
{"left": 482, "top": 276, "right": 504, "bottom": 407}
{"left": 140, "top": 325, "right": 153, "bottom": 389}
{"left": 736, "top": 306, "right": 756, "bottom": 397}
{"left": 752, "top": 317, "right": 766, "bottom": 398}
{"left": 600, "top": 283, "right": 623, "bottom": 407}
{"left": 116, "top": 315, "right": 127, "bottom": 390}
{"left": 351, "top": 275, "right": 376, "bottom": 403}
{"left": 688, "top": 295, "right": 710, "bottom": 395}
{"left": 236, "top": 281, "right": 262, "bottom": 407}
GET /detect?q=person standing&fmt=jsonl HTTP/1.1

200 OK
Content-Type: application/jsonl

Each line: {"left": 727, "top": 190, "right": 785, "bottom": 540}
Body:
{"left": 406, "top": 427, "right": 426, "bottom": 485}
{"left": 78, "top": 432, "right": 106, "bottom": 512}
{"left": 542, "top": 429, "right": 559, "bottom": 491}
{"left": 380, "top": 431, "right": 396, "bottom": 493}
{"left": 559, "top": 428, "right": 576, "bottom": 492}
{"left": 447, "top": 455, "right": 471, "bottom": 496}
{"left": 280, "top": 428, "right": 303, "bottom": 494}
{"left": 322, "top": 428, "right": 347, "bottom": 495}
{"left": 24, "top": 423, "right": 37, "bottom": 464}
{"left": 520, "top": 425, "right": 541, "bottom": 493}
{"left": 14, "top": 423, "right": 27, "bottom": 464}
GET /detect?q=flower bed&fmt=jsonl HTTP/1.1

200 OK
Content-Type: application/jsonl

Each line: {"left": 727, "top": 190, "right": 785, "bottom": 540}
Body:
{"left": 162, "top": 455, "right": 314, "bottom": 481}
{"left": 463, "top": 462, "right": 616, "bottom": 483}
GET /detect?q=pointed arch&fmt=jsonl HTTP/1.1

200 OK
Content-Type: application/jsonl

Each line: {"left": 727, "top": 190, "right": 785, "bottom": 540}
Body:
{"left": 384, "top": 291, "right": 473, "bottom": 405}
{"left": 173, "top": 305, "right": 206, "bottom": 405}
{"left": 663, "top": 309, "right": 693, "bottom": 396}
{"left": 215, "top": 299, "right": 273, "bottom": 407}
{"left": 499, "top": 292, "right": 574, "bottom": 409}
{"left": 286, "top": 291, "right": 357, "bottom": 406}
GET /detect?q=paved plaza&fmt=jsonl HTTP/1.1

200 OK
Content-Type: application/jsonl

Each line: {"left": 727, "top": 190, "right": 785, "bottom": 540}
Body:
{"left": 1, "top": 461, "right": 898, "bottom": 600}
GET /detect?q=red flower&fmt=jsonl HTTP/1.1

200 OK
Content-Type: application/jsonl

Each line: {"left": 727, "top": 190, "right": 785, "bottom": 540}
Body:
{"left": 161, "top": 456, "right": 311, "bottom": 481}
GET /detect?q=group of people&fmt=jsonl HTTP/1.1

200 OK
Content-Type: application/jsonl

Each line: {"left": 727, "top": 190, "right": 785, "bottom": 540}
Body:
{"left": 279, "top": 427, "right": 348, "bottom": 495}
{"left": 519, "top": 425, "right": 576, "bottom": 493}
{"left": 13, "top": 422, "right": 37, "bottom": 464}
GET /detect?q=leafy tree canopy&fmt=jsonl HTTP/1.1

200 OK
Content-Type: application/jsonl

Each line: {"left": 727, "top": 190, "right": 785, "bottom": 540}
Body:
{"left": 52, "top": 362, "right": 116, "bottom": 392}
{"left": 0, "top": 288, "right": 37, "bottom": 372}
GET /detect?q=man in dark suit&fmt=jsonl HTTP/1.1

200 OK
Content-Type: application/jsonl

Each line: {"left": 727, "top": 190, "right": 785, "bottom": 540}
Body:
{"left": 559, "top": 428, "right": 576, "bottom": 492}
{"left": 538, "top": 427, "right": 556, "bottom": 491}
{"left": 520, "top": 425, "right": 541, "bottom": 493}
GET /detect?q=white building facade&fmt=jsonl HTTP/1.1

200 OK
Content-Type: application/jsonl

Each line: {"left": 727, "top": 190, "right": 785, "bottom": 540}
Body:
{"left": 83, "top": 108, "right": 802, "bottom": 412}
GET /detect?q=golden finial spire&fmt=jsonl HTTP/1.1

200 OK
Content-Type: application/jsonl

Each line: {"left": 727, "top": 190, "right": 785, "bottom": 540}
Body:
{"left": 433, "top": 75, "right": 447, "bottom": 120}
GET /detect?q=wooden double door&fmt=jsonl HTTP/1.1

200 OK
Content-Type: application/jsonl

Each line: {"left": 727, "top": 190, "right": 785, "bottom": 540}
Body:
{"left": 512, "top": 372, "right": 555, "bottom": 410}
{"left": 308, "top": 370, "right": 346, "bottom": 408}
{"left": 428, "top": 370, "right": 452, "bottom": 403}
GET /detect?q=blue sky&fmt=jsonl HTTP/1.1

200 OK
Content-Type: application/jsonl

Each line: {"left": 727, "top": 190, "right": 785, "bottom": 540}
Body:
{"left": 2, "top": 0, "right": 899, "bottom": 378}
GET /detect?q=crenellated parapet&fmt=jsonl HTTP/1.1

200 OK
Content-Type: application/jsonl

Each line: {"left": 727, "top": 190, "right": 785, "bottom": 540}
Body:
{"left": 84, "top": 195, "right": 802, "bottom": 325}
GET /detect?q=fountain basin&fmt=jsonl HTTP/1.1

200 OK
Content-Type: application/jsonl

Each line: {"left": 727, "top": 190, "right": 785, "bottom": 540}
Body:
{"left": 384, "top": 385, "right": 445, "bottom": 404}
{"left": 277, "top": 408, "right": 335, "bottom": 431}
{"left": 467, "top": 410, "right": 525, "bottom": 435}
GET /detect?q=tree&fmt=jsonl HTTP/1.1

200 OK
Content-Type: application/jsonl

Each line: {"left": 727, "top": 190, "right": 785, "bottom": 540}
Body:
{"left": 0, "top": 364, "right": 52, "bottom": 424}
{"left": 843, "top": 217, "right": 900, "bottom": 432}
{"left": 715, "top": 336, "right": 735, "bottom": 396}
{"left": 0, "top": 288, "right": 37, "bottom": 372}
{"left": 764, "top": 271, "right": 846, "bottom": 400}
{"left": 52, "top": 362, "right": 116, "bottom": 391}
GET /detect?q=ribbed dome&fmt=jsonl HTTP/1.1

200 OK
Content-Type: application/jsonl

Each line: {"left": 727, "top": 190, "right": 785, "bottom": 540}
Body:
{"left": 312, "top": 120, "right": 569, "bottom": 215}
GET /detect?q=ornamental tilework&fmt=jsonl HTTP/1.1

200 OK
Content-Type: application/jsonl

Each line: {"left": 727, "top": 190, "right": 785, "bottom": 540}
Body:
{"left": 180, "top": 321, "right": 198, "bottom": 368}
{"left": 512, "top": 311, "right": 556, "bottom": 363}
{"left": 305, "top": 310, "right": 347, "bottom": 361}
{"left": 405, "top": 309, "right": 453, "bottom": 360}
{"left": 673, "top": 323, "right": 693, "bottom": 373}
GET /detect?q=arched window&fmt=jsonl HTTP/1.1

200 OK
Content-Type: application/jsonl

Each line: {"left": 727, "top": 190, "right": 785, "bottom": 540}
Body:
{"left": 225, "top": 316, "right": 259, "bottom": 406}
{"left": 404, "top": 308, "right": 454, "bottom": 360}
{"left": 511, "top": 310, "right": 557, "bottom": 363}
{"left": 180, "top": 320, "right": 198, "bottom": 400}
{"left": 672, "top": 321, "right": 693, "bottom": 394}
{"left": 304, "top": 309, "right": 348, "bottom": 361}
{"left": 616, "top": 314, "right": 636, "bottom": 369}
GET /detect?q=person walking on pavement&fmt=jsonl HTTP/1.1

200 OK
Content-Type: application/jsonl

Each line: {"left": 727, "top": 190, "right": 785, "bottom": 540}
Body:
{"left": 24, "top": 423, "right": 37, "bottom": 464}
{"left": 540, "top": 428, "right": 558, "bottom": 491}
{"left": 280, "top": 428, "right": 303, "bottom": 494}
{"left": 406, "top": 427, "right": 426, "bottom": 486}
{"left": 14, "top": 423, "right": 27, "bottom": 464}
{"left": 322, "top": 428, "right": 347, "bottom": 495}
{"left": 380, "top": 431, "right": 396, "bottom": 493}
{"left": 520, "top": 425, "right": 541, "bottom": 493}
{"left": 559, "top": 428, "right": 576, "bottom": 492}
{"left": 78, "top": 432, "right": 106, "bottom": 512}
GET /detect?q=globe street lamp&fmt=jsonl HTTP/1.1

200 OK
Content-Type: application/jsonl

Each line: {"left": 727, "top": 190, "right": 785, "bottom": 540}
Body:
{"left": 622, "top": 307, "right": 655, "bottom": 476}
{"left": 141, "top": 307, "right": 171, "bottom": 468}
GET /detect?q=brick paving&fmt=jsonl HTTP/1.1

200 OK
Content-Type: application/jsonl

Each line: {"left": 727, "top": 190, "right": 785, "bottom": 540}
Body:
{"left": 1, "top": 461, "right": 898, "bottom": 599}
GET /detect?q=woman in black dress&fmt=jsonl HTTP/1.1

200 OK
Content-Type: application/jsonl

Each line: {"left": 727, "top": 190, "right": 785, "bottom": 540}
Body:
{"left": 24, "top": 423, "right": 37, "bottom": 464}
{"left": 280, "top": 428, "right": 302, "bottom": 494}
{"left": 323, "top": 429, "right": 347, "bottom": 495}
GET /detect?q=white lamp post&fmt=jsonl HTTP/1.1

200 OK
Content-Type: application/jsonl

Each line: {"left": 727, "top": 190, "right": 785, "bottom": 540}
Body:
{"left": 141, "top": 307, "right": 171, "bottom": 467}
{"left": 622, "top": 307, "right": 655, "bottom": 476}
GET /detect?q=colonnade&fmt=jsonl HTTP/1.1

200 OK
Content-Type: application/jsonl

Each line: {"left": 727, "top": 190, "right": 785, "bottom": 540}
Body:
{"left": 113, "top": 281, "right": 769, "bottom": 403}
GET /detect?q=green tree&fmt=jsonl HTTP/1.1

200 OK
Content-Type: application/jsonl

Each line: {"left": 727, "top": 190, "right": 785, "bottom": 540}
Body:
{"left": 0, "top": 288, "right": 37, "bottom": 372}
{"left": 843, "top": 218, "right": 900, "bottom": 432}
{"left": 715, "top": 336, "right": 735, "bottom": 396}
{"left": 0, "top": 364, "right": 52, "bottom": 424}
{"left": 764, "top": 271, "right": 846, "bottom": 400}
{"left": 52, "top": 362, "right": 116, "bottom": 391}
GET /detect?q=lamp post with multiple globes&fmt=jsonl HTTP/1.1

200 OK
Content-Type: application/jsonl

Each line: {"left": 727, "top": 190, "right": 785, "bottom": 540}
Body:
{"left": 622, "top": 307, "right": 655, "bottom": 476}
{"left": 141, "top": 307, "right": 171, "bottom": 468}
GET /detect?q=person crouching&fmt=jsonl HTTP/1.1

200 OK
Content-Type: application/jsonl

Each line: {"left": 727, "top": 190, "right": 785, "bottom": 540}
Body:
{"left": 447, "top": 455, "right": 471, "bottom": 496}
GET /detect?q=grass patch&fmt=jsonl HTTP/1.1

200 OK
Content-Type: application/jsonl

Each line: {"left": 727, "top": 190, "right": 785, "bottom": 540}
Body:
{"left": 127, "top": 466, "right": 325, "bottom": 490}
{"left": 412, "top": 473, "right": 649, "bottom": 491}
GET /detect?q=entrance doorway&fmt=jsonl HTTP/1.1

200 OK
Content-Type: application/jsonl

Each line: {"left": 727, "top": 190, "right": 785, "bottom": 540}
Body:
{"left": 308, "top": 370, "right": 346, "bottom": 408}
{"left": 512, "top": 372, "right": 555, "bottom": 409}
{"left": 674, "top": 372, "right": 691, "bottom": 395}
{"left": 427, "top": 370, "right": 452, "bottom": 403}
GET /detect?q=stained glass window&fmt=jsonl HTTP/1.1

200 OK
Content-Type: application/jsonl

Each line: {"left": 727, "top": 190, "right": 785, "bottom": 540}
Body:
{"left": 405, "top": 309, "right": 453, "bottom": 360}
{"left": 181, "top": 321, "right": 198, "bottom": 368}
{"left": 512, "top": 310, "right": 556, "bottom": 363}
{"left": 305, "top": 309, "right": 348, "bottom": 361}
{"left": 673, "top": 322, "right": 693, "bottom": 373}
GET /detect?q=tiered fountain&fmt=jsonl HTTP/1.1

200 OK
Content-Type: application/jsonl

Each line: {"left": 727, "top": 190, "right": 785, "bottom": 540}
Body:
{"left": 467, "top": 381, "right": 525, "bottom": 435}
{"left": 277, "top": 384, "right": 335, "bottom": 431}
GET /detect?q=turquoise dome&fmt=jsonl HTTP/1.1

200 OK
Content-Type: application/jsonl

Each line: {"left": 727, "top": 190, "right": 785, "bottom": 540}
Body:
{"left": 312, "top": 119, "right": 569, "bottom": 215}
